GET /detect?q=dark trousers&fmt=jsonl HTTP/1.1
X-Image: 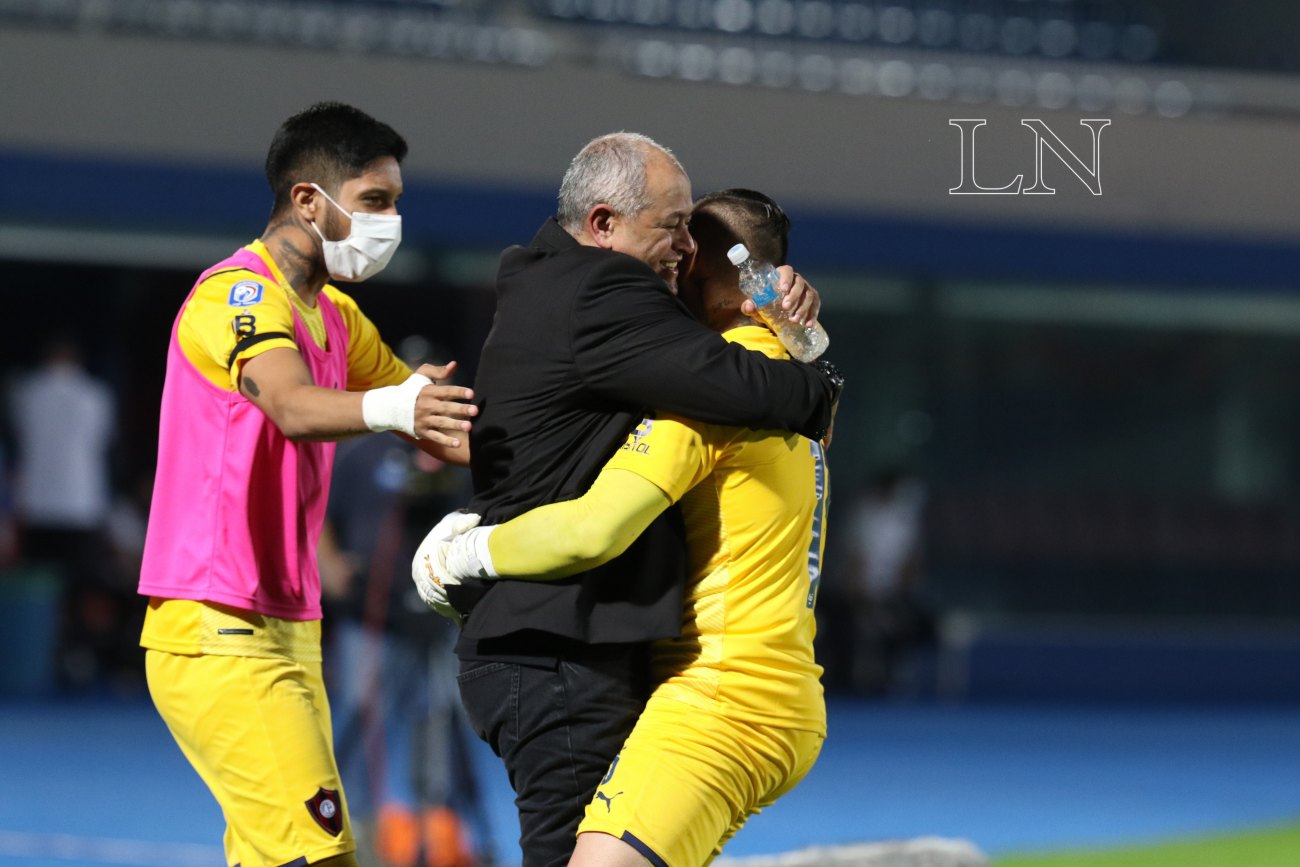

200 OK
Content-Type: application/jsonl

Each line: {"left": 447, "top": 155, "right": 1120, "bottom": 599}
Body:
{"left": 456, "top": 644, "right": 652, "bottom": 867}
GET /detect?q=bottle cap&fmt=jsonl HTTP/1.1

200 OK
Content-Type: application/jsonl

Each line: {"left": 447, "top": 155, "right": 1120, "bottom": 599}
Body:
{"left": 726, "top": 244, "right": 750, "bottom": 266}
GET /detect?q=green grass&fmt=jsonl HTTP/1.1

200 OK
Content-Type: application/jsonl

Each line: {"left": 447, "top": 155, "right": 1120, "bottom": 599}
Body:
{"left": 993, "top": 823, "right": 1300, "bottom": 867}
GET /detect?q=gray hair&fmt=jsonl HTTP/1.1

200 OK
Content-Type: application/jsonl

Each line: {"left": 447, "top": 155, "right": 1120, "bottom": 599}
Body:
{"left": 556, "top": 132, "right": 685, "bottom": 233}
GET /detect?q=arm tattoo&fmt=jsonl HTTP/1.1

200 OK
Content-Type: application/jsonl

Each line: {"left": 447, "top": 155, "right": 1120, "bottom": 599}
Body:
{"left": 243, "top": 376, "right": 260, "bottom": 398}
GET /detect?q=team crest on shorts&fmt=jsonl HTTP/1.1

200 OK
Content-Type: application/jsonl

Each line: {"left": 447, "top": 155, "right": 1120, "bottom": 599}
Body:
{"left": 305, "top": 787, "right": 343, "bottom": 835}
{"left": 228, "top": 280, "right": 264, "bottom": 307}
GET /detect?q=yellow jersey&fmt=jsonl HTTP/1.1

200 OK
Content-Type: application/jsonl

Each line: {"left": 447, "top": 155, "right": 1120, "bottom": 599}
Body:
{"left": 142, "top": 240, "right": 411, "bottom": 658}
{"left": 605, "top": 325, "right": 829, "bottom": 734}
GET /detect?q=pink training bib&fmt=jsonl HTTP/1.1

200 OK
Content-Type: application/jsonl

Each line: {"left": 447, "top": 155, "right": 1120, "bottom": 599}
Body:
{"left": 138, "top": 247, "right": 349, "bottom": 620}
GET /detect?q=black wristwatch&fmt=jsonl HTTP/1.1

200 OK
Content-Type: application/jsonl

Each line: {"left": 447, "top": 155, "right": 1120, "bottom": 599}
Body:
{"left": 810, "top": 358, "right": 844, "bottom": 441}
{"left": 812, "top": 358, "right": 845, "bottom": 404}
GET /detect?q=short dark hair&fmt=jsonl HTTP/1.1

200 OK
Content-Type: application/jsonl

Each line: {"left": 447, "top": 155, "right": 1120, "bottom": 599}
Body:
{"left": 692, "top": 188, "right": 790, "bottom": 266}
{"left": 264, "top": 102, "right": 408, "bottom": 216}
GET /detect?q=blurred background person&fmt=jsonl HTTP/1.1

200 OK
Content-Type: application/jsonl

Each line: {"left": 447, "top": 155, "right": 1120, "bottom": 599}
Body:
{"left": 820, "top": 466, "right": 935, "bottom": 696}
{"left": 321, "top": 337, "right": 495, "bottom": 867}
{"left": 6, "top": 333, "right": 131, "bottom": 690}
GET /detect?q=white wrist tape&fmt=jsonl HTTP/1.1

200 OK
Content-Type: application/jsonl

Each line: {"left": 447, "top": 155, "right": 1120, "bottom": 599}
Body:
{"left": 445, "top": 526, "right": 499, "bottom": 580}
{"left": 362, "top": 372, "right": 432, "bottom": 437}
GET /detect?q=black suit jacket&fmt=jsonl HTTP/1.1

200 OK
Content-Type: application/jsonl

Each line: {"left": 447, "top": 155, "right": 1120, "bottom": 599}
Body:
{"left": 451, "top": 219, "right": 836, "bottom": 655}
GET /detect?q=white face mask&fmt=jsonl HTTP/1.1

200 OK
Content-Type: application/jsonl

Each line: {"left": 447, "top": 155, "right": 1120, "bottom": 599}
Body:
{"left": 309, "top": 183, "right": 402, "bottom": 282}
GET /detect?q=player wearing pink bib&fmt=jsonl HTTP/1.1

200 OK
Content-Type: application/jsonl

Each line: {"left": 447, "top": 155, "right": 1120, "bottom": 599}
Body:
{"left": 138, "top": 103, "right": 476, "bottom": 867}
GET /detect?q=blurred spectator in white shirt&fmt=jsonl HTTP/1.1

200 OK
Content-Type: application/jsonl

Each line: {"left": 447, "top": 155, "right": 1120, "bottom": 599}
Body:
{"left": 8, "top": 335, "right": 128, "bottom": 689}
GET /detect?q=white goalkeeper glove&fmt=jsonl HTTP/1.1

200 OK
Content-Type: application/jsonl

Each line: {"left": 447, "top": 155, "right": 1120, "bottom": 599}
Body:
{"left": 410, "top": 509, "right": 501, "bottom": 623}
{"left": 362, "top": 372, "right": 433, "bottom": 438}
{"left": 411, "top": 510, "right": 482, "bottom": 624}
{"left": 443, "top": 525, "right": 499, "bottom": 582}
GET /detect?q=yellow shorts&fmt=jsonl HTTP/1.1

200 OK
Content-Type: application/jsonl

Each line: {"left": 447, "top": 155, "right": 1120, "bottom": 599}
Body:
{"left": 578, "top": 693, "right": 824, "bottom": 867}
{"left": 145, "top": 649, "right": 355, "bottom": 867}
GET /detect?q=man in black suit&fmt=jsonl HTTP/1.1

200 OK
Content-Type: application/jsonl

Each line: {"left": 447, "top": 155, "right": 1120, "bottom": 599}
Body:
{"left": 416, "top": 133, "right": 840, "bottom": 867}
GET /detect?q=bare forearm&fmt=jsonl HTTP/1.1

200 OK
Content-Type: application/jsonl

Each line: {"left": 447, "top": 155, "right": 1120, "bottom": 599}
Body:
{"left": 240, "top": 351, "right": 475, "bottom": 446}
{"left": 242, "top": 374, "right": 366, "bottom": 441}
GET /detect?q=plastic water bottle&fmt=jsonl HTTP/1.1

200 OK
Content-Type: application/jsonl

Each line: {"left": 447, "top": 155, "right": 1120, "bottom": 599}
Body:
{"left": 728, "top": 244, "right": 829, "bottom": 362}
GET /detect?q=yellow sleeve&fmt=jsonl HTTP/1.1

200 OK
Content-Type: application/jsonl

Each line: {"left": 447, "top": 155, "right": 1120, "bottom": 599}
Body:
{"left": 603, "top": 414, "right": 719, "bottom": 502}
{"left": 326, "top": 287, "right": 413, "bottom": 391}
{"left": 485, "top": 414, "right": 721, "bottom": 578}
{"left": 178, "top": 268, "right": 299, "bottom": 391}
{"left": 488, "top": 469, "right": 671, "bottom": 579}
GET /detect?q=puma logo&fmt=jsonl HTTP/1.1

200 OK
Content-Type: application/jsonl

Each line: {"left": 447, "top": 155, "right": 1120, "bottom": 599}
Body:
{"left": 595, "top": 790, "right": 624, "bottom": 813}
